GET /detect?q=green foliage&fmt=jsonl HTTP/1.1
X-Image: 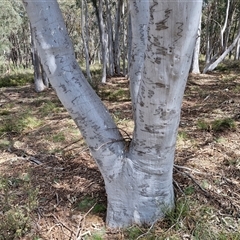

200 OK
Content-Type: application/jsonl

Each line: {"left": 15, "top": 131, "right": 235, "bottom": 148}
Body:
{"left": 0, "top": 1, "right": 22, "bottom": 54}
{"left": 75, "top": 196, "right": 106, "bottom": 214}
{"left": 197, "top": 119, "right": 209, "bottom": 131}
{"left": 0, "top": 71, "right": 33, "bottom": 88}
{"left": 211, "top": 118, "right": 236, "bottom": 132}
{"left": 184, "top": 185, "right": 195, "bottom": 195}
{"left": 164, "top": 198, "right": 190, "bottom": 230}
{"left": 0, "top": 174, "right": 39, "bottom": 239}
{"left": 125, "top": 226, "right": 144, "bottom": 240}
{"left": 39, "top": 100, "right": 61, "bottom": 117}
{"left": 0, "top": 111, "right": 42, "bottom": 134}
{"left": 52, "top": 132, "right": 66, "bottom": 142}
{"left": 197, "top": 118, "right": 236, "bottom": 132}
{"left": 100, "top": 88, "right": 130, "bottom": 101}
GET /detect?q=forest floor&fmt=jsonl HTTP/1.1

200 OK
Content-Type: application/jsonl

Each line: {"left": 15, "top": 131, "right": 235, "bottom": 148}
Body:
{"left": 0, "top": 63, "right": 240, "bottom": 239}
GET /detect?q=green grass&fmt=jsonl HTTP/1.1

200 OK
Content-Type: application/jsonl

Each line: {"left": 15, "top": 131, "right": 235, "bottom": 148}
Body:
{"left": 211, "top": 118, "right": 236, "bottom": 132}
{"left": 52, "top": 132, "right": 66, "bottom": 142}
{"left": 0, "top": 174, "right": 39, "bottom": 239}
{"left": 75, "top": 196, "right": 106, "bottom": 214}
{"left": 39, "top": 100, "right": 62, "bottom": 117}
{"left": 0, "top": 70, "right": 33, "bottom": 88}
{"left": 197, "top": 118, "right": 236, "bottom": 132}
{"left": 0, "top": 111, "right": 42, "bottom": 134}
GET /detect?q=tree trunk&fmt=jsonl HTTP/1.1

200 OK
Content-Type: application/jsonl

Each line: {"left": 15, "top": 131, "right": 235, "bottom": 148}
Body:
{"left": 113, "top": 0, "right": 123, "bottom": 75}
{"left": 81, "top": 0, "right": 92, "bottom": 82}
{"left": 235, "top": 38, "right": 240, "bottom": 60}
{"left": 92, "top": 0, "right": 108, "bottom": 83}
{"left": 190, "top": 15, "right": 201, "bottom": 74}
{"left": 203, "top": 26, "right": 240, "bottom": 73}
{"left": 105, "top": 0, "right": 114, "bottom": 76}
{"left": 31, "top": 26, "right": 47, "bottom": 92}
{"left": 22, "top": 0, "right": 202, "bottom": 228}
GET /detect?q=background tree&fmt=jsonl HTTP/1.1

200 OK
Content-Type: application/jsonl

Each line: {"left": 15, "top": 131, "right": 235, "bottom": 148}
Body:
{"left": 201, "top": 0, "right": 240, "bottom": 73}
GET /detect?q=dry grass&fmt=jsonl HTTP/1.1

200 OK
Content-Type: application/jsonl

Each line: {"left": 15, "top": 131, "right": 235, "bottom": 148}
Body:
{"left": 0, "top": 63, "right": 240, "bottom": 239}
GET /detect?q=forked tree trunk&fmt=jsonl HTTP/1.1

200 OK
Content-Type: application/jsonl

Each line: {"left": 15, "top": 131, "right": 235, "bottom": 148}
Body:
{"left": 22, "top": 0, "right": 202, "bottom": 227}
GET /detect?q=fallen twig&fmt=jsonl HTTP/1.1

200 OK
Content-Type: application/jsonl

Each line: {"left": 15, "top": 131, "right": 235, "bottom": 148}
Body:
{"left": 75, "top": 202, "right": 97, "bottom": 240}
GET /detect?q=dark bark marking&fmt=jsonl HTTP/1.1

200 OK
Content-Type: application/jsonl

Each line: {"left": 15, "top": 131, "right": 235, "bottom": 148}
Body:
{"left": 156, "top": 46, "right": 167, "bottom": 56}
{"left": 55, "top": 54, "right": 65, "bottom": 63}
{"left": 155, "top": 57, "right": 161, "bottom": 64}
{"left": 59, "top": 83, "right": 71, "bottom": 93}
{"left": 140, "top": 85, "right": 146, "bottom": 98}
{"left": 155, "top": 82, "right": 166, "bottom": 88}
{"left": 150, "top": 0, "right": 158, "bottom": 22}
{"left": 144, "top": 124, "right": 160, "bottom": 134}
{"left": 139, "top": 109, "right": 144, "bottom": 122}
{"left": 139, "top": 24, "right": 146, "bottom": 43}
{"left": 174, "top": 22, "right": 184, "bottom": 43}
{"left": 148, "top": 89, "right": 154, "bottom": 98}
{"left": 133, "top": 0, "right": 139, "bottom": 13}
{"left": 153, "top": 106, "right": 163, "bottom": 116}
{"left": 155, "top": 9, "right": 172, "bottom": 31}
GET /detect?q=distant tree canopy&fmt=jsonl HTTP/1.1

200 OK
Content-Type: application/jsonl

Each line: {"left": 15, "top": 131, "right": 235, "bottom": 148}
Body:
{"left": 0, "top": 0, "right": 240, "bottom": 75}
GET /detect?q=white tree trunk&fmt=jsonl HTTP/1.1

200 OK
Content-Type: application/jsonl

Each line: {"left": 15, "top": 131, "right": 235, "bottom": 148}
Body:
{"left": 31, "top": 26, "right": 47, "bottom": 92}
{"left": 190, "top": 15, "right": 201, "bottom": 74}
{"left": 22, "top": 0, "right": 202, "bottom": 228}
{"left": 113, "top": 0, "right": 123, "bottom": 75}
{"left": 105, "top": 0, "right": 114, "bottom": 76}
{"left": 235, "top": 38, "right": 240, "bottom": 60}
{"left": 203, "top": 26, "right": 240, "bottom": 73}
{"left": 95, "top": 0, "right": 108, "bottom": 83}
{"left": 129, "top": 0, "right": 149, "bottom": 113}
{"left": 81, "top": 0, "right": 92, "bottom": 82}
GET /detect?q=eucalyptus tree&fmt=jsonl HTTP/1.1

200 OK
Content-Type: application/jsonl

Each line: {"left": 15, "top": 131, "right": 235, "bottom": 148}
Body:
{"left": 91, "top": 0, "right": 108, "bottom": 83}
{"left": 202, "top": 0, "right": 240, "bottom": 72}
{"left": 190, "top": 16, "right": 201, "bottom": 74}
{"left": 22, "top": 0, "right": 202, "bottom": 228}
{"left": 81, "top": 0, "right": 92, "bottom": 82}
{"left": 0, "top": 0, "right": 23, "bottom": 69}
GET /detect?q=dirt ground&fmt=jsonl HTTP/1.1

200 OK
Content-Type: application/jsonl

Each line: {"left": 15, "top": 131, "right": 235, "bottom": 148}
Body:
{"left": 0, "top": 69, "right": 240, "bottom": 239}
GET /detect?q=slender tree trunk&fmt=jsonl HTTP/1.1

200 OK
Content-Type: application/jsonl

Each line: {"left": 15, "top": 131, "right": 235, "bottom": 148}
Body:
{"left": 203, "top": 25, "right": 240, "bottom": 73}
{"left": 190, "top": 14, "right": 201, "bottom": 74}
{"left": 220, "top": 0, "right": 230, "bottom": 50}
{"left": 105, "top": 0, "right": 114, "bottom": 76}
{"left": 92, "top": 0, "right": 108, "bottom": 83}
{"left": 129, "top": 0, "right": 149, "bottom": 114}
{"left": 81, "top": 0, "right": 92, "bottom": 82}
{"left": 31, "top": 26, "right": 47, "bottom": 92}
{"left": 127, "top": 10, "right": 132, "bottom": 79}
{"left": 113, "top": 0, "right": 123, "bottom": 75}
{"left": 235, "top": 38, "right": 240, "bottom": 60}
{"left": 22, "top": 0, "right": 202, "bottom": 228}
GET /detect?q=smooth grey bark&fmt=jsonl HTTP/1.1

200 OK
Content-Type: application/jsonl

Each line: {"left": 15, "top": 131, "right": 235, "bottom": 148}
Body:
{"left": 23, "top": 0, "right": 202, "bottom": 228}
{"left": 128, "top": 0, "right": 149, "bottom": 115}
